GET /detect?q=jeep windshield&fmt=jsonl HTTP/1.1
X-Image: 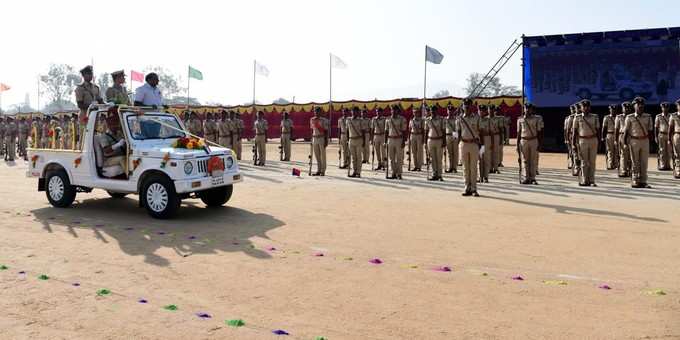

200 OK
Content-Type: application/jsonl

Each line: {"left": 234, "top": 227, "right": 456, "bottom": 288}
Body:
{"left": 126, "top": 114, "right": 186, "bottom": 140}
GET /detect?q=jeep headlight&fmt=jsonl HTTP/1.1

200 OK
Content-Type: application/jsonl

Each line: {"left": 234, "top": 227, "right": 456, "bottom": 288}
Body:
{"left": 184, "top": 161, "right": 194, "bottom": 175}
{"left": 225, "top": 156, "right": 234, "bottom": 169}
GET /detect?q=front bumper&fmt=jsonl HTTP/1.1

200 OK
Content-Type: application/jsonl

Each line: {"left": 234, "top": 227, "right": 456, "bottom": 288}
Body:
{"left": 174, "top": 172, "right": 243, "bottom": 194}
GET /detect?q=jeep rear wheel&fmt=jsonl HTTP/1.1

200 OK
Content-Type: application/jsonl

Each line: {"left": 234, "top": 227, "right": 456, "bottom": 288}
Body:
{"left": 46, "top": 169, "right": 76, "bottom": 208}
{"left": 199, "top": 185, "right": 233, "bottom": 207}
{"left": 141, "top": 175, "right": 180, "bottom": 219}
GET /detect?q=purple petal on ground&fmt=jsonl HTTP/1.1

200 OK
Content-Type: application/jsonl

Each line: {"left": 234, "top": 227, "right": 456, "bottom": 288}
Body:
{"left": 512, "top": 275, "right": 524, "bottom": 281}
{"left": 72, "top": 283, "right": 81, "bottom": 287}
{"left": 188, "top": 236, "right": 197, "bottom": 240}
{"left": 369, "top": 258, "right": 383, "bottom": 264}
{"left": 18, "top": 271, "right": 26, "bottom": 274}
{"left": 272, "top": 329, "right": 289, "bottom": 335}
{"left": 266, "top": 246, "right": 277, "bottom": 251}
{"left": 157, "top": 231, "right": 166, "bottom": 235}
{"left": 196, "top": 312, "right": 211, "bottom": 319}
{"left": 598, "top": 284, "right": 612, "bottom": 290}
{"left": 434, "top": 266, "right": 452, "bottom": 272}
{"left": 313, "top": 252, "right": 324, "bottom": 257}
{"left": 138, "top": 299, "right": 148, "bottom": 304}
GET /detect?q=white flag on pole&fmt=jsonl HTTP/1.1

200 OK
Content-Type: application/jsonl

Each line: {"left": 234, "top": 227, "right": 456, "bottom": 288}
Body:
{"left": 425, "top": 45, "right": 444, "bottom": 64}
{"left": 330, "top": 53, "right": 348, "bottom": 69}
{"left": 255, "top": 61, "right": 270, "bottom": 77}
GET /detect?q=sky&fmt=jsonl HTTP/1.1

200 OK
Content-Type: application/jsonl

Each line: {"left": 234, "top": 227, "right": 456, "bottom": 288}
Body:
{"left": 1, "top": 0, "right": 679, "bottom": 110}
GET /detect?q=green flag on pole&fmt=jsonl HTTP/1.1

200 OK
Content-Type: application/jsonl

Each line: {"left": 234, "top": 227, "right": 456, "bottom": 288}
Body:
{"left": 188, "top": 66, "right": 203, "bottom": 80}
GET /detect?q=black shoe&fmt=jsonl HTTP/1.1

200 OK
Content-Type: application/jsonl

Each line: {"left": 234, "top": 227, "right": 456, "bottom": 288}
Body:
{"left": 484, "top": 178, "right": 489, "bottom": 183}
{"left": 356, "top": 174, "right": 361, "bottom": 178}
{"left": 521, "top": 180, "right": 530, "bottom": 185}
{"left": 427, "top": 177, "right": 436, "bottom": 181}
{"left": 349, "top": 173, "right": 356, "bottom": 178}
{"left": 445, "top": 169, "right": 453, "bottom": 173}
{"left": 591, "top": 183, "right": 598, "bottom": 187}
{"left": 339, "top": 166, "right": 347, "bottom": 169}
{"left": 320, "top": 172, "right": 325, "bottom": 177}
{"left": 362, "top": 161, "right": 368, "bottom": 164}
{"left": 438, "top": 177, "right": 444, "bottom": 182}
{"left": 643, "top": 184, "right": 652, "bottom": 189}
{"left": 472, "top": 191, "right": 480, "bottom": 197}
{"left": 397, "top": 175, "right": 402, "bottom": 180}
{"left": 462, "top": 191, "right": 471, "bottom": 196}
{"left": 311, "top": 172, "right": 320, "bottom": 176}
{"left": 578, "top": 183, "right": 588, "bottom": 186}
{"left": 453, "top": 169, "right": 458, "bottom": 173}
{"left": 532, "top": 180, "right": 538, "bottom": 185}
{"left": 386, "top": 175, "right": 395, "bottom": 179}
{"left": 499, "top": 163, "right": 504, "bottom": 167}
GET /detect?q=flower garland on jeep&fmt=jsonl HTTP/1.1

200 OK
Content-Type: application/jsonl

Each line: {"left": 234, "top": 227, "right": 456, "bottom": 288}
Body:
{"left": 172, "top": 137, "right": 205, "bottom": 150}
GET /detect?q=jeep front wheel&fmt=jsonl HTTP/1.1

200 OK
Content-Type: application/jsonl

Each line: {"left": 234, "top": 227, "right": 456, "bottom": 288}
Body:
{"left": 142, "top": 175, "right": 180, "bottom": 219}
{"left": 199, "top": 185, "right": 233, "bottom": 207}
{"left": 46, "top": 169, "right": 76, "bottom": 208}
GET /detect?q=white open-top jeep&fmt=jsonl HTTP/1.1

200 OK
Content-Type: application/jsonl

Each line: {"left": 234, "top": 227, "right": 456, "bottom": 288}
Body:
{"left": 27, "top": 105, "right": 242, "bottom": 219}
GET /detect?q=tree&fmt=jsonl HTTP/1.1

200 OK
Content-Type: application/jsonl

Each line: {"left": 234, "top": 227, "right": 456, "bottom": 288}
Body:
{"left": 40, "top": 63, "right": 80, "bottom": 111}
{"left": 143, "top": 66, "right": 186, "bottom": 101}
{"left": 273, "top": 98, "right": 290, "bottom": 104}
{"left": 96, "top": 73, "right": 110, "bottom": 98}
{"left": 464, "top": 72, "right": 521, "bottom": 97}
{"left": 433, "top": 90, "right": 450, "bottom": 98}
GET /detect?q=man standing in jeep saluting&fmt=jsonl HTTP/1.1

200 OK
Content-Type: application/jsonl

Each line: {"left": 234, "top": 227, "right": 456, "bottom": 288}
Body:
{"left": 75, "top": 65, "right": 103, "bottom": 148}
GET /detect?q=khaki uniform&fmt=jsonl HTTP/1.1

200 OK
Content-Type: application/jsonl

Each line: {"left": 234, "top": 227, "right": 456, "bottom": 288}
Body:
{"left": 0, "top": 121, "right": 5, "bottom": 156}
{"left": 573, "top": 113, "right": 600, "bottom": 185}
{"left": 280, "top": 118, "right": 293, "bottom": 161}
{"left": 253, "top": 118, "right": 268, "bottom": 165}
{"left": 602, "top": 114, "right": 617, "bottom": 170}
{"left": 31, "top": 120, "right": 42, "bottom": 148}
{"left": 310, "top": 117, "right": 329, "bottom": 174}
{"left": 670, "top": 113, "right": 680, "bottom": 178}
{"left": 425, "top": 115, "right": 445, "bottom": 178}
{"left": 75, "top": 82, "right": 101, "bottom": 149}
{"left": 234, "top": 118, "right": 244, "bottom": 160}
{"left": 218, "top": 119, "right": 233, "bottom": 149}
{"left": 187, "top": 119, "right": 203, "bottom": 137}
{"left": 338, "top": 116, "right": 350, "bottom": 167}
{"left": 565, "top": 114, "right": 579, "bottom": 175}
{"left": 361, "top": 117, "right": 370, "bottom": 162}
{"left": 18, "top": 120, "right": 29, "bottom": 157}
{"left": 203, "top": 119, "right": 218, "bottom": 143}
{"left": 41, "top": 121, "right": 51, "bottom": 149}
{"left": 4, "top": 121, "right": 17, "bottom": 160}
{"left": 105, "top": 84, "right": 131, "bottom": 105}
{"left": 615, "top": 114, "right": 631, "bottom": 177}
{"left": 409, "top": 117, "right": 425, "bottom": 170}
{"left": 347, "top": 117, "right": 365, "bottom": 175}
{"left": 479, "top": 116, "right": 493, "bottom": 181}
{"left": 655, "top": 113, "right": 672, "bottom": 170}
{"left": 491, "top": 115, "right": 504, "bottom": 172}
{"left": 518, "top": 115, "right": 541, "bottom": 183}
{"left": 62, "top": 119, "right": 76, "bottom": 150}
{"left": 371, "top": 116, "right": 386, "bottom": 168}
{"left": 458, "top": 114, "right": 481, "bottom": 193}
{"left": 624, "top": 113, "right": 653, "bottom": 185}
{"left": 385, "top": 115, "right": 407, "bottom": 178}
{"left": 444, "top": 116, "right": 459, "bottom": 172}
{"left": 534, "top": 115, "right": 544, "bottom": 173}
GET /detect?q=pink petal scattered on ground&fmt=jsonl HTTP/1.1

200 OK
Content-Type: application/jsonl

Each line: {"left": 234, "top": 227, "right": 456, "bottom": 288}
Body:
{"left": 266, "top": 246, "right": 277, "bottom": 251}
{"left": 434, "top": 266, "right": 452, "bottom": 272}
{"left": 598, "top": 284, "right": 611, "bottom": 290}
{"left": 313, "top": 252, "right": 324, "bottom": 257}
{"left": 369, "top": 258, "right": 383, "bottom": 264}
{"left": 512, "top": 275, "right": 524, "bottom": 281}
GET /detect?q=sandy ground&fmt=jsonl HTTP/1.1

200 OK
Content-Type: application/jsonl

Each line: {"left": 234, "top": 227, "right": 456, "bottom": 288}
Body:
{"left": 0, "top": 142, "right": 679, "bottom": 340}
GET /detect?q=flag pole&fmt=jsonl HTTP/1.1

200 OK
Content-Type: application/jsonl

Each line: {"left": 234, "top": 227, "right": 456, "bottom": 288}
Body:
{"left": 329, "top": 53, "right": 333, "bottom": 140}
{"left": 423, "top": 45, "right": 427, "bottom": 107}
{"left": 253, "top": 60, "right": 256, "bottom": 113}
{"left": 187, "top": 66, "right": 191, "bottom": 110}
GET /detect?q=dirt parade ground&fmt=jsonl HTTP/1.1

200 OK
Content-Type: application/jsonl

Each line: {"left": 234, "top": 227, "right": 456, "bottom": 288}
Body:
{"left": 0, "top": 141, "right": 678, "bottom": 340}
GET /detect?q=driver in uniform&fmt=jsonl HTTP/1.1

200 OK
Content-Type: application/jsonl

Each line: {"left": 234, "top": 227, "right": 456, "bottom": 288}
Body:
{"left": 97, "top": 113, "right": 127, "bottom": 175}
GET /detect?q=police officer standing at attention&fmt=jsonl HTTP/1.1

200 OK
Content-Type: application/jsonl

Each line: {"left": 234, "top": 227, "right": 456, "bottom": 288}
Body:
{"left": 347, "top": 107, "right": 365, "bottom": 178}
{"left": 408, "top": 106, "right": 425, "bottom": 171}
{"left": 616, "top": 102, "right": 633, "bottom": 177}
{"left": 444, "top": 104, "right": 459, "bottom": 173}
{"left": 458, "top": 99, "right": 481, "bottom": 196}
{"left": 134, "top": 73, "right": 163, "bottom": 108}
{"left": 478, "top": 104, "right": 492, "bottom": 183}
{"left": 623, "top": 97, "right": 653, "bottom": 188}
{"left": 18, "top": 117, "right": 29, "bottom": 160}
{"left": 425, "top": 105, "right": 446, "bottom": 181}
{"left": 572, "top": 100, "right": 600, "bottom": 187}
{"left": 218, "top": 110, "right": 232, "bottom": 149}
{"left": 75, "top": 65, "right": 103, "bottom": 148}
{"left": 338, "top": 108, "right": 350, "bottom": 169}
{"left": 655, "top": 102, "right": 673, "bottom": 171}
{"left": 360, "top": 108, "right": 370, "bottom": 164}
{"left": 106, "top": 70, "right": 131, "bottom": 105}
{"left": 187, "top": 112, "right": 203, "bottom": 137}
{"left": 385, "top": 105, "right": 407, "bottom": 180}
{"left": 232, "top": 111, "right": 244, "bottom": 160}
{"left": 203, "top": 112, "right": 218, "bottom": 144}
{"left": 601, "top": 104, "right": 618, "bottom": 170}
{"left": 517, "top": 103, "right": 542, "bottom": 185}
{"left": 253, "top": 111, "right": 268, "bottom": 166}
{"left": 371, "top": 107, "right": 387, "bottom": 170}
{"left": 4, "top": 117, "right": 17, "bottom": 161}
{"left": 280, "top": 110, "right": 293, "bottom": 161}
{"left": 310, "top": 107, "right": 329, "bottom": 176}
{"left": 668, "top": 99, "right": 680, "bottom": 179}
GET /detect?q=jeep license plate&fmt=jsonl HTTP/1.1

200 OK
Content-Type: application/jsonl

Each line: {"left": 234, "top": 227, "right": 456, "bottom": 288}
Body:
{"left": 211, "top": 176, "right": 224, "bottom": 186}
